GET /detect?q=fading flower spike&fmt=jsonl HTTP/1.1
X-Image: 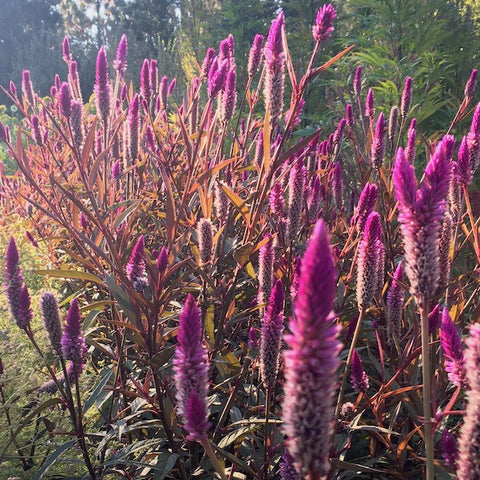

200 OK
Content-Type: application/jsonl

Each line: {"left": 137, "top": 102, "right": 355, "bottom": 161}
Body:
{"left": 197, "top": 218, "right": 214, "bottom": 266}
{"left": 387, "top": 262, "right": 404, "bottom": 330}
{"left": 22, "top": 70, "right": 36, "bottom": 107}
{"left": 126, "top": 235, "right": 145, "bottom": 285}
{"left": 40, "top": 292, "right": 63, "bottom": 355}
{"left": 457, "top": 135, "right": 472, "bottom": 188}
{"left": 248, "top": 34, "right": 264, "bottom": 78}
{"left": 353, "top": 66, "right": 362, "bottom": 97}
{"left": 400, "top": 77, "right": 413, "bottom": 118}
{"left": 114, "top": 34, "right": 128, "bottom": 76}
{"left": 94, "top": 47, "right": 110, "bottom": 123}
{"left": 286, "top": 162, "right": 306, "bottom": 242}
{"left": 156, "top": 247, "right": 169, "bottom": 275}
{"left": 283, "top": 219, "right": 341, "bottom": 479}
{"left": 440, "top": 308, "right": 465, "bottom": 388}
{"left": 371, "top": 112, "right": 385, "bottom": 169}
{"left": 258, "top": 235, "right": 274, "bottom": 308}
{"left": 365, "top": 87, "right": 374, "bottom": 118}
{"left": 464, "top": 69, "right": 478, "bottom": 102}
{"left": 61, "top": 299, "right": 87, "bottom": 367}
{"left": 350, "top": 349, "right": 369, "bottom": 393}
{"left": 428, "top": 304, "right": 441, "bottom": 335}
{"left": 312, "top": 4, "right": 337, "bottom": 43}
{"left": 352, "top": 183, "right": 378, "bottom": 232}
{"left": 441, "top": 429, "right": 458, "bottom": 469}
{"left": 388, "top": 105, "right": 399, "bottom": 148}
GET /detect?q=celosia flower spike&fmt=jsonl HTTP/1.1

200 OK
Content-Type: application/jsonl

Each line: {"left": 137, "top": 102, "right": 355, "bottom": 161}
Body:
{"left": 353, "top": 66, "right": 362, "bottom": 96}
{"left": 201, "top": 48, "right": 216, "bottom": 79}
{"left": 283, "top": 219, "right": 341, "bottom": 479}
{"left": 59, "top": 82, "right": 71, "bottom": 119}
{"left": 365, "top": 87, "right": 374, "bottom": 118}
{"left": 62, "top": 36, "right": 71, "bottom": 63}
{"left": 467, "top": 102, "right": 480, "bottom": 171}
{"left": 280, "top": 449, "right": 301, "bottom": 480}
{"left": 457, "top": 135, "right": 472, "bottom": 188}
{"left": 312, "top": 4, "right": 337, "bottom": 43}
{"left": 332, "top": 161, "right": 343, "bottom": 210}
{"left": 126, "top": 235, "right": 145, "bottom": 285}
{"left": 345, "top": 103, "right": 354, "bottom": 126}
{"left": 140, "top": 59, "right": 151, "bottom": 103}
{"left": 404, "top": 122, "right": 416, "bottom": 164}
{"left": 208, "top": 58, "right": 228, "bottom": 98}
{"left": 350, "top": 349, "right": 369, "bottom": 393}
{"left": 440, "top": 308, "right": 465, "bottom": 388}
{"left": 260, "top": 279, "right": 284, "bottom": 389}
{"left": 127, "top": 93, "right": 140, "bottom": 161}
{"left": 198, "top": 218, "right": 214, "bottom": 266}
{"left": 270, "top": 182, "right": 285, "bottom": 217}
{"left": 371, "top": 112, "right": 385, "bottom": 169}
{"left": 400, "top": 77, "right": 413, "bottom": 118}
{"left": 464, "top": 69, "right": 478, "bottom": 102}
{"left": 388, "top": 105, "right": 399, "bottom": 148}
{"left": 156, "top": 247, "right": 169, "bottom": 275}
{"left": 173, "top": 294, "right": 210, "bottom": 437}
{"left": 286, "top": 161, "right": 306, "bottom": 242}
{"left": 94, "top": 47, "right": 110, "bottom": 123}
{"left": 258, "top": 235, "right": 274, "bottom": 308}
{"left": 248, "top": 34, "right": 264, "bottom": 78}
{"left": 428, "top": 304, "right": 441, "bottom": 335}
{"left": 456, "top": 324, "right": 480, "bottom": 479}
{"left": 40, "top": 292, "right": 63, "bottom": 355}
{"left": 61, "top": 299, "right": 87, "bottom": 367}
{"left": 387, "top": 262, "right": 404, "bottom": 330}
{"left": 22, "top": 70, "right": 36, "bottom": 107}
{"left": 441, "top": 429, "right": 458, "bottom": 469}
{"left": 114, "top": 34, "right": 128, "bottom": 76}
{"left": 352, "top": 183, "right": 378, "bottom": 232}
{"left": 219, "top": 68, "right": 236, "bottom": 123}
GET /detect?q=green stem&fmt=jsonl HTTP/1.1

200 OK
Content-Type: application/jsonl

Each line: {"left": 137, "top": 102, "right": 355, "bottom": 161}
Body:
{"left": 201, "top": 438, "right": 227, "bottom": 480}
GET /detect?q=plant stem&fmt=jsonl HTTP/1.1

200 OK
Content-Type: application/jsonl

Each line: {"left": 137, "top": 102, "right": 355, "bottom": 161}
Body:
{"left": 335, "top": 307, "right": 365, "bottom": 418}
{"left": 201, "top": 438, "right": 227, "bottom": 480}
{"left": 420, "top": 297, "right": 434, "bottom": 480}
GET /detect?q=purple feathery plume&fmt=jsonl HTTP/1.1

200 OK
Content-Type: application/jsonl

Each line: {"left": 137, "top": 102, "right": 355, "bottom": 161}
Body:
{"left": 4, "top": 238, "right": 29, "bottom": 330}
{"left": 219, "top": 68, "right": 236, "bottom": 123}
{"left": 126, "top": 235, "right": 145, "bottom": 285}
{"left": 213, "top": 182, "right": 229, "bottom": 225}
{"left": 201, "top": 48, "right": 216, "bottom": 79}
{"left": 285, "top": 98, "right": 305, "bottom": 128}
{"left": 258, "top": 235, "right": 274, "bottom": 308}
{"left": 149, "top": 59, "right": 158, "bottom": 92}
{"left": 436, "top": 211, "right": 453, "bottom": 299}
{"left": 127, "top": 93, "right": 140, "bottom": 161}
{"left": 59, "top": 82, "right": 71, "bottom": 119}
{"left": 333, "top": 118, "right": 347, "bottom": 157}
{"left": 404, "top": 122, "right": 416, "bottom": 164}
{"left": 283, "top": 219, "right": 341, "bottom": 479}
{"left": 441, "top": 429, "right": 458, "bottom": 469}
{"left": 440, "top": 308, "right": 465, "bottom": 387}
{"left": 312, "top": 4, "right": 337, "bottom": 43}
{"left": 248, "top": 327, "right": 259, "bottom": 351}
{"left": 350, "top": 349, "right": 369, "bottom": 393}
{"left": 159, "top": 76, "right": 169, "bottom": 111}
{"left": 197, "top": 218, "right": 214, "bottom": 266}
{"left": 114, "top": 34, "right": 128, "bottom": 76}
{"left": 168, "top": 78, "right": 176, "bottom": 96}
{"left": 62, "top": 36, "right": 71, "bottom": 63}
{"left": 156, "top": 247, "right": 169, "bottom": 275}
{"left": 248, "top": 34, "right": 264, "bottom": 78}
{"left": 264, "top": 12, "right": 285, "bottom": 127}
{"left": 25, "top": 231, "right": 38, "bottom": 248}
{"left": 70, "top": 100, "right": 84, "bottom": 148}
{"left": 388, "top": 105, "right": 399, "bottom": 148}
{"left": 260, "top": 279, "right": 285, "bottom": 389}
{"left": 393, "top": 139, "right": 451, "bottom": 301}
{"left": 111, "top": 159, "right": 122, "bottom": 180}
{"left": 400, "top": 77, "right": 413, "bottom": 118}
{"left": 365, "top": 87, "right": 374, "bottom": 118}
{"left": 79, "top": 212, "right": 88, "bottom": 231}
{"left": 280, "top": 448, "right": 302, "bottom": 480}
{"left": 387, "top": 262, "right": 404, "bottom": 330}
{"left": 286, "top": 161, "right": 306, "bottom": 243}
{"left": 352, "top": 183, "right": 378, "bottom": 232}
{"left": 17, "top": 285, "right": 33, "bottom": 330}
{"left": 457, "top": 135, "right": 472, "bottom": 188}
{"left": 40, "top": 292, "right": 63, "bottom": 355}
{"left": 456, "top": 324, "right": 480, "bottom": 479}
{"left": 332, "top": 161, "right": 343, "bottom": 211}
{"left": 308, "top": 175, "right": 322, "bottom": 219}
{"left": 356, "top": 211, "right": 384, "bottom": 309}
{"left": 208, "top": 58, "right": 228, "bottom": 99}
{"left": 428, "top": 304, "right": 441, "bottom": 335}
{"left": 467, "top": 102, "right": 480, "bottom": 172}
{"left": 270, "top": 182, "right": 285, "bottom": 217}
{"left": 140, "top": 59, "right": 151, "bottom": 103}
{"left": 345, "top": 103, "right": 354, "bottom": 127}
{"left": 464, "top": 69, "right": 478, "bottom": 102}
{"left": 353, "top": 66, "right": 362, "bottom": 96}
{"left": 22, "top": 70, "right": 36, "bottom": 107}
{"left": 61, "top": 299, "right": 87, "bottom": 367}
{"left": 173, "top": 295, "right": 210, "bottom": 437}
{"left": 68, "top": 60, "right": 82, "bottom": 100}
{"left": 371, "top": 112, "right": 385, "bottom": 169}
{"left": 94, "top": 47, "right": 110, "bottom": 124}
{"left": 31, "top": 115, "right": 43, "bottom": 146}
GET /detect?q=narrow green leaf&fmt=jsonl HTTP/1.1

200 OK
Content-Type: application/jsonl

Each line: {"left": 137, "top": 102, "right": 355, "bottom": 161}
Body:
{"left": 33, "top": 440, "right": 76, "bottom": 480}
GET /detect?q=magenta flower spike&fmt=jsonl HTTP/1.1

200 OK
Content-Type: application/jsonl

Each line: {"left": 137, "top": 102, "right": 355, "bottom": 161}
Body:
{"left": 286, "top": 161, "right": 306, "bottom": 243}
{"left": 61, "top": 299, "right": 87, "bottom": 367}
{"left": 31, "top": 115, "right": 43, "bottom": 146}
{"left": 280, "top": 448, "right": 302, "bottom": 480}
{"left": 350, "top": 349, "right": 369, "bottom": 393}
{"left": 352, "top": 183, "right": 378, "bottom": 232}
{"left": 353, "top": 65, "right": 362, "bottom": 96}
{"left": 356, "top": 211, "right": 384, "bottom": 309}
{"left": 149, "top": 59, "right": 158, "bottom": 92}
{"left": 441, "top": 429, "right": 458, "bottom": 469}
{"left": 312, "top": 4, "right": 337, "bottom": 43}
{"left": 197, "top": 218, "right": 214, "bottom": 266}
{"left": 219, "top": 68, "right": 236, "bottom": 123}
{"left": 464, "top": 68, "right": 478, "bottom": 102}
{"left": 62, "top": 36, "right": 71, "bottom": 63}
{"left": 457, "top": 135, "right": 472, "bottom": 188}
{"left": 94, "top": 47, "right": 110, "bottom": 124}
{"left": 126, "top": 235, "right": 145, "bottom": 284}
{"left": 264, "top": 11, "right": 285, "bottom": 126}
{"left": 114, "top": 34, "right": 128, "bottom": 76}
{"left": 457, "top": 324, "right": 480, "bottom": 479}
{"left": 387, "top": 262, "right": 404, "bottom": 330}
{"left": 428, "top": 304, "right": 441, "bottom": 335}
{"left": 140, "top": 59, "right": 151, "bottom": 103}
{"left": 70, "top": 100, "right": 84, "bottom": 148}
{"left": 59, "top": 82, "right": 71, "bottom": 119}
{"left": 159, "top": 75, "right": 168, "bottom": 111}
{"left": 283, "top": 219, "right": 341, "bottom": 479}
{"left": 208, "top": 58, "right": 228, "bottom": 98}
{"left": 248, "top": 34, "right": 264, "bottom": 78}
{"left": 365, "top": 87, "right": 374, "bottom": 118}
{"left": 371, "top": 112, "right": 385, "bottom": 169}
{"left": 393, "top": 139, "right": 451, "bottom": 300}
{"left": 173, "top": 294, "right": 210, "bottom": 438}
{"left": 258, "top": 235, "right": 274, "bottom": 308}
{"left": 260, "top": 279, "right": 285, "bottom": 389}
{"left": 40, "top": 292, "right": 63, "bottom": 355}
{"left": 440, "top": 308, "right": 466, "bottom": 387}
{"left": 156, "top": 247, "right": 169, "bottom": 275}
{"left": 467, "top": 102, "right": 480, "bottom": 172}
{"left": 201, "top": 48, "right": 216, "bottom": 79}
{"left": 127, "top": 93, "right": 140, "bottom": 161}
{"left": 400, "top": 77, "right": 413, "bottom": 118}
{"left": 345, "top": 103, "right": 354, "bottom": 126}
{"left": 404, "top": 122, "right": 416, "bottom": 164}
{"left": 22, "top": 70, "right": 36, "bottom": 107}
{"left": 270, "top": 182, "right": 285, "bottom": 216}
